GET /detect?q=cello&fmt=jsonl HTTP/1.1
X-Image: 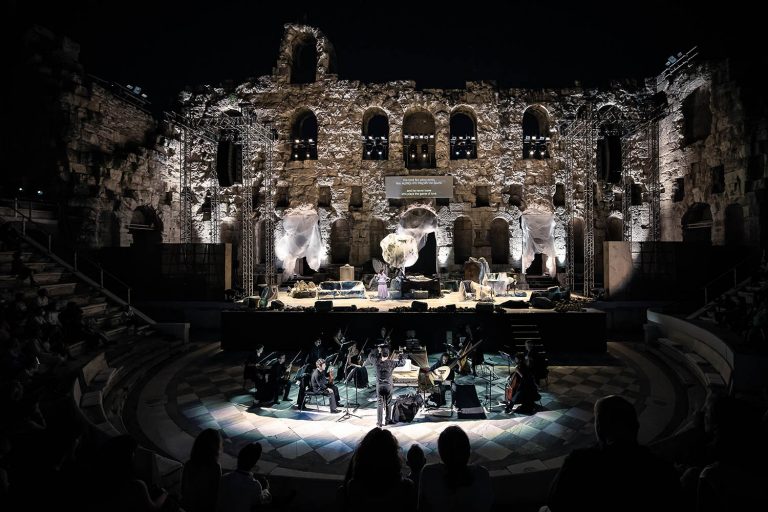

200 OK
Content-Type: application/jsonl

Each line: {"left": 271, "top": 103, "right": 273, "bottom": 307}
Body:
{"left": 505, "top": 370, "right": 522, "bottom": 403}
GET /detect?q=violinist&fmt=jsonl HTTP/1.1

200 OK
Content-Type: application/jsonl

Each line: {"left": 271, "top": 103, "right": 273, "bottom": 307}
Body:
{"left": 305, "top": 336, "right": 325, "bottom": 366}
{"left": 333, "top": 328, "right": 350, "bottom": 376}
{"left": 243, "top": 344, "right": 267, "bottom": 393}
{"left": 376, "top": 327, "right": 391, "bottom": 349}
{"left": 268, "top": 353, "right": 292, "bottom": 405}
{"left": 504, "top": 352, "right": 540, "bottom": 415}
{"left": 311, "top": 358, "right": 341, "bottom": 414}
{"left": 345, "top": 341, "right": 368, "bottom": 388}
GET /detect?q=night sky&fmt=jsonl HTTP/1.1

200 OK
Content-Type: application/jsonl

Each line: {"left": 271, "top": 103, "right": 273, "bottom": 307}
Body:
{"left": 10, "top": 1, "right": 760, "bottom": 112}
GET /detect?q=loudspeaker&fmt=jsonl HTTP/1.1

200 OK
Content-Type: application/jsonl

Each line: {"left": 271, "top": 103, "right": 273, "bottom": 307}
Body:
{"left": 499, "top": 299, "right": 529, "bottom": 309}
{"left": 216, "top": 140, "right": 243, "bottom": 187}
{"left": 314, "top": 300, "right": 333, "bottom": 312}
{"left": 411, "top": 300, "right": 428, "bottom": 312}
{"left": 445, "top": 304, "right": 457, "bottom": 312}
{"left": 476, "top": 302, "right": 495, "bottom": 313}
{"left": 333, "top": 305, "right": 357, "bottom": 312}
{"left": 270, "top": 300, "right": 285, "bottom": 310}
{"left": 530, "top": 296, "right": 555, "bottom": 309}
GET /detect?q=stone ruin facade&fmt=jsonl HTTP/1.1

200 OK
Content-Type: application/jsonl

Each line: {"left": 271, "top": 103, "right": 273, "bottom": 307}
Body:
{"left": 16, "top": 24, "right": 768, "bottom": 285}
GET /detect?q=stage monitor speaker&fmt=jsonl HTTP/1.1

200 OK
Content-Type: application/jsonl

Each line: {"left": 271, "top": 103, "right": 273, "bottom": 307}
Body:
{"left": 333, "top": 305, "right": 357, "bottom": 312}
{"left": 216, "top": 140, "right": 243, "bottom": 187}
{"left": 444, "top": 304, "right": 457, "bottom": 312}
{"left": 476, "top": 302, "right": 495, "bottom": 313}
{"left": 411, "top": 300, "right": 428, "bottom": 312}
{"left": 314, "top": 300, "right": 333, "bottom": 312}
{"left": 270, "top": 300, "right": 284, "bottom": 310}
{"left": 499, "top": 299, "right": 529, "bottom": 309}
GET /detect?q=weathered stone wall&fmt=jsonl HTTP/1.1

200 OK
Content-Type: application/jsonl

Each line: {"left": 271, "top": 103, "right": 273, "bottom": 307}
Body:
{"left": 659, "top": 58, "right": 766, "bottom": 246}
{"left": 17, "top": 26, "right": 175, "bottom": 248}
{"left": 176, "top": 24, "right": 661, "bottom": 281}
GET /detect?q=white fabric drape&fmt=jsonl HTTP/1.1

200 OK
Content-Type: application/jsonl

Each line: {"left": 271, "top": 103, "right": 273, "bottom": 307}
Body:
{"left": 275, "top": 209, "right": 323, "bottom": 277}
{"left": 521, "top": 214, "right": 557, "bottom": 276}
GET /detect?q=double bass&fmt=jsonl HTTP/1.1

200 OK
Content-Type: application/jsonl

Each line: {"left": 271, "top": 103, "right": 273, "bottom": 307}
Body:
{"left": 505, "top": 370, "right": 522, "bottom": 402}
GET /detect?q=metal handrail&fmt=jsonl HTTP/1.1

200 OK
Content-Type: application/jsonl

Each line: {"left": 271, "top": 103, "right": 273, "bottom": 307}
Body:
{"left": 2, "top": 201, "right": 132, "bottom": 304}
{"left": 702, "top": 252, "right": 762, "bottom": 305}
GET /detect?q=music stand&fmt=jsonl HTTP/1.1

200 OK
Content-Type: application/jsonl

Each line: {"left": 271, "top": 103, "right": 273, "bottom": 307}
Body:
{"left": 337, "top": 369, "right": 362, "bottom": 422}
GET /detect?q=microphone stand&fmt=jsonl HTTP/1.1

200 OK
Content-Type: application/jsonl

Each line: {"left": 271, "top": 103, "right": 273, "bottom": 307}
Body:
{"left": 337, "top": 368, "right": 362, "bottom": 422}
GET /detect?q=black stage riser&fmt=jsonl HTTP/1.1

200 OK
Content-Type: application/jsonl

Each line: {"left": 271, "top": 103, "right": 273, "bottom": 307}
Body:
{"left": 221, "top": 310, "right": 606, "bottom": 353}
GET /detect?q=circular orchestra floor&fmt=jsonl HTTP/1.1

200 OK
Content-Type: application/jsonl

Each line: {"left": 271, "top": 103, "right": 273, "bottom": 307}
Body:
{"left": 134, "top": 340, "right": 686, "bottom": 479}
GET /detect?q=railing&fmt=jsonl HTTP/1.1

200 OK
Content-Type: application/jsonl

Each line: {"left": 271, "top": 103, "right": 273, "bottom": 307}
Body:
{"left": 702, "top": 251, "right": 763, "bottom": 306}
{"left": 3, "top": 202, "right": 133, "bottom": 305}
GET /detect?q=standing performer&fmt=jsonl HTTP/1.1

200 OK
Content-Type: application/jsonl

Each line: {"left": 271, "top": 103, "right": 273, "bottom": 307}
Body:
{"left": 268, "top": 353, "right": 292, "bottom": 405}
{"left": 368, "top": 346, "right": 406, "bottom": 427}
{"left": 311, "top": 358, "right": 341, "bottom": 414}
{"left": 377, "top": 269, "right": 390, "bottom": 300}
{"left": 305, "top": 336, "right": 325, "bottom": 366}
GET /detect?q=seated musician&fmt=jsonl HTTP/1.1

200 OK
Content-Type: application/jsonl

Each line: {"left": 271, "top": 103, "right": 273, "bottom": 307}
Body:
{"left": 310, "top": 358, "right": 341, "bottom": 413}
{"left": 243, "top": 344, "right": 266, "bottom": 391}
{"left": 504, "top": 352, "right": 541, "bottom": 415}
{"left": 422, "top": 353, "right": 454, "bottom": 407}
{"left": 344, "top": 341, "right": 368, "bottom": 388}
{"left": 268, "top": 353, "right": 292, "bottom": 405}
{"left": 524, "top": 339, "right": 549, "bottom": 385}
{"left": 305, "top": 337, "right": 325, "bottom": 366}
{"left": 333, "top": 328, "right": 349, "bottom": 376}
{"left": 376, "top": 326, "right": 391, "bottom": 349}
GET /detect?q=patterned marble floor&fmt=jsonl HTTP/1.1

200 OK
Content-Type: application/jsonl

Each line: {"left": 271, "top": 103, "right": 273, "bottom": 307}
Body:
{"left": 137, "top": 342, "right": 682, "bottom": 478}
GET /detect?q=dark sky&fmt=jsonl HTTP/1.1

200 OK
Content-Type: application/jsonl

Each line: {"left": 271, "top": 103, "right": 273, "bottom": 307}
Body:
{"left": 12, "top": 0, "right": 758, "bottom": 112}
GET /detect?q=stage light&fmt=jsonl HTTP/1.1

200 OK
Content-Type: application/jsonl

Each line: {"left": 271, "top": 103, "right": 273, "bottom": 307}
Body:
{"left": 411, "top": 153, "right": 416, "bottom": 159}
{"left": 293, "top": 154, "right": 298, "bottom": 159}
{"left": 305, "top": 153, "right": 310, "bottom": 158}
{"left": 456, "top": 151, "right": 460, "bottom": 156}
{"left": 18, "top": 187, "right": 23, "bottom": 192}
{"left": 37, "top": 190, "right": 43, "bottom": 196}
{"left": 367, "top": 150, "right": 372, "bottom": 156}
{"left": 378, "top": 150, "right": 383, "bottom": 155}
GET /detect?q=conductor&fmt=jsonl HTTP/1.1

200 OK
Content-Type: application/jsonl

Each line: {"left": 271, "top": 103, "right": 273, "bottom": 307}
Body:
{"left": 368, "top": 345, "right": 406, "bottom": 427}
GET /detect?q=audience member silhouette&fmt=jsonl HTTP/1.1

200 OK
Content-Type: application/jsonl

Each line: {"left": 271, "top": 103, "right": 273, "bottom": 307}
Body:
{"left": 406, "top": 444, "right": 426, "bottom": 492}
{"left": 546, "top": 395, "right": 682, "bottom": 512}
{"left": 216, "top": 442, "right": 271, "bottom": 512}
{"left": 418, "top": 425, "right": 492, "bottom": 512}
{"left": 343, "top": 427, "right": 415, "bottom": 512}
{"left": 181, "top": 428, "right": 222, "bottom": 512}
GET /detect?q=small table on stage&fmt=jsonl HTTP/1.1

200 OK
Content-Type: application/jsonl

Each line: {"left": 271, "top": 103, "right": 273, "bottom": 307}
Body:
{"left": 402, "top": 277, "right": 441, "bottom": 298}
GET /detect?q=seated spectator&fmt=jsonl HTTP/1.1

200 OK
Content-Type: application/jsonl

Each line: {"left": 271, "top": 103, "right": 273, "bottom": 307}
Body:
{"left": 35, "top": 288, "right": 49, "bottom": 309}
{"left": 546, "top": 395, "right": 681, "bottom": 512}
{"left": 181, "top": 428, "right": 222, "bottom": 512}
{"left": 216, "top": 443, "right": 270, "bottom": 512}
{"left": 406, "top": 444, "right": 426, "bottom": 491}
{"left": 343, "top": 427, "right": 415, "bottom": 512}
{"left": 418, "top": 425, "right": 492, "bottom": 512}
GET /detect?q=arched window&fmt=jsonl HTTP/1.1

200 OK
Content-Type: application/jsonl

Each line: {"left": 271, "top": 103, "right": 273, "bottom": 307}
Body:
{"left": 330, "top": 219, "right": 351, "bottom": 264}
{"left": 290, "top": 110, "right": 318, "bottom": 161}
{"left": 369, "top": 219, "right": 387, "bottom": 262}
{"left": 597, "top": 106, "right": 623, "bottom": 184}
{"left": 489, "top": 218, "right": 509, "bottom": 264}
{"left": 522, "top": 106, "right": 550, "bottom": 159}
{"left": 683, "top": 87, "right": 711, "bottom": 146}
{"left": 290, "top": 34, "right": 317, "bottom": 85}
{"left": 129, "top": 206, "right": 162, "bottom": 246}
{"left": 450, "top": 111, "right": 477, "bottom": 160}
{"left": 606, "top": 216, "right": 623, "bottom": 242}
{"left": 403, "top": 111, "right": 436, "bottom": 169}
{"left": 453, "top": 217, "right": 473, "bottom": 264}
{"left": 362, "top": 109, "right": 389, "bottom": 160}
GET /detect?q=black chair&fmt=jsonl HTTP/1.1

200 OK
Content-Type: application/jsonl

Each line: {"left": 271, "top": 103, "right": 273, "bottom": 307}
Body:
{"left": 303, "top": 390, "right": 329, "bottom": 410}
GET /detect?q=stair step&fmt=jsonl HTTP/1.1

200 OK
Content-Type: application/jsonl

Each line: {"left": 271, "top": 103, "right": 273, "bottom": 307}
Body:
{"left": 33, "top": 282, "right": 78, "bottom": 296}
{"left": 0, "top": 261, "right": 52, "bottom": 273}
{"left": 82, "top": 302, "right": 108, "bottom": 317}
{"left": 0, "top": 251, "right": 33, "bottom": 263}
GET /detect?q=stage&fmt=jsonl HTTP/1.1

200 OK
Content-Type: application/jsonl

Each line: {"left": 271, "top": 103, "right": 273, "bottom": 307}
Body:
{"left": 221, "top": 290, "right": 606, "bottom": 352}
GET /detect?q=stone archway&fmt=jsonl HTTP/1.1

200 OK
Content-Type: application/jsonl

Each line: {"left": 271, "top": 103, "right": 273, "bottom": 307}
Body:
{"left": 489, "top": 218, "right": 510, "bottom": 264}
{"left": 606, "top": 216, "right": 623, "bottom": 242}
{"left": 128, "top": 206, "right": 162, "bottom": 246}
{"left": 682, "top": 203, "right": 713, "bottom": 243}
{"left": 453, "top": 217, "right": 473, "bottom": 264}
{"left": 330, "top": 218, "right": 351, "bottom": 264}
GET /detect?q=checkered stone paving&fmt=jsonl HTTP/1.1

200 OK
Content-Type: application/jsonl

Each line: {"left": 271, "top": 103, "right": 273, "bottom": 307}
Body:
{"left": 161, "top": 342, "right": 680, "bottom": 476}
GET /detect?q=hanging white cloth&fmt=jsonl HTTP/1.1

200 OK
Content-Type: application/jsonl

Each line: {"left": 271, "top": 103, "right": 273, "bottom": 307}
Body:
{"left": 275, "top": 207, "right": 323, "bottom": 278}
{"left": 521, "top": 214, "right": 557, "bottom": 276}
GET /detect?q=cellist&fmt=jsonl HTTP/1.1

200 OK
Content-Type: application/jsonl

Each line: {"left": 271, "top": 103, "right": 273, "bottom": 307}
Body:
{"left": 504, "top": 352, "right": 541, "bottom": 415}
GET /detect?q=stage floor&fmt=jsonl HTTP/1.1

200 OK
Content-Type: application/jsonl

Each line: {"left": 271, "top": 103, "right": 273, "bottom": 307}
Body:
{"left": 271, "top": 290, "right": 540, "bottom": 312}
{"left": 137, "top": 341, "right": 683, "bottom": 480}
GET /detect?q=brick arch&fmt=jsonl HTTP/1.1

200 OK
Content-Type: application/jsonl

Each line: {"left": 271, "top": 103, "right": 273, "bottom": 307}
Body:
{"left": 453, "top": 216, "right": 473, "bottom": 264}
